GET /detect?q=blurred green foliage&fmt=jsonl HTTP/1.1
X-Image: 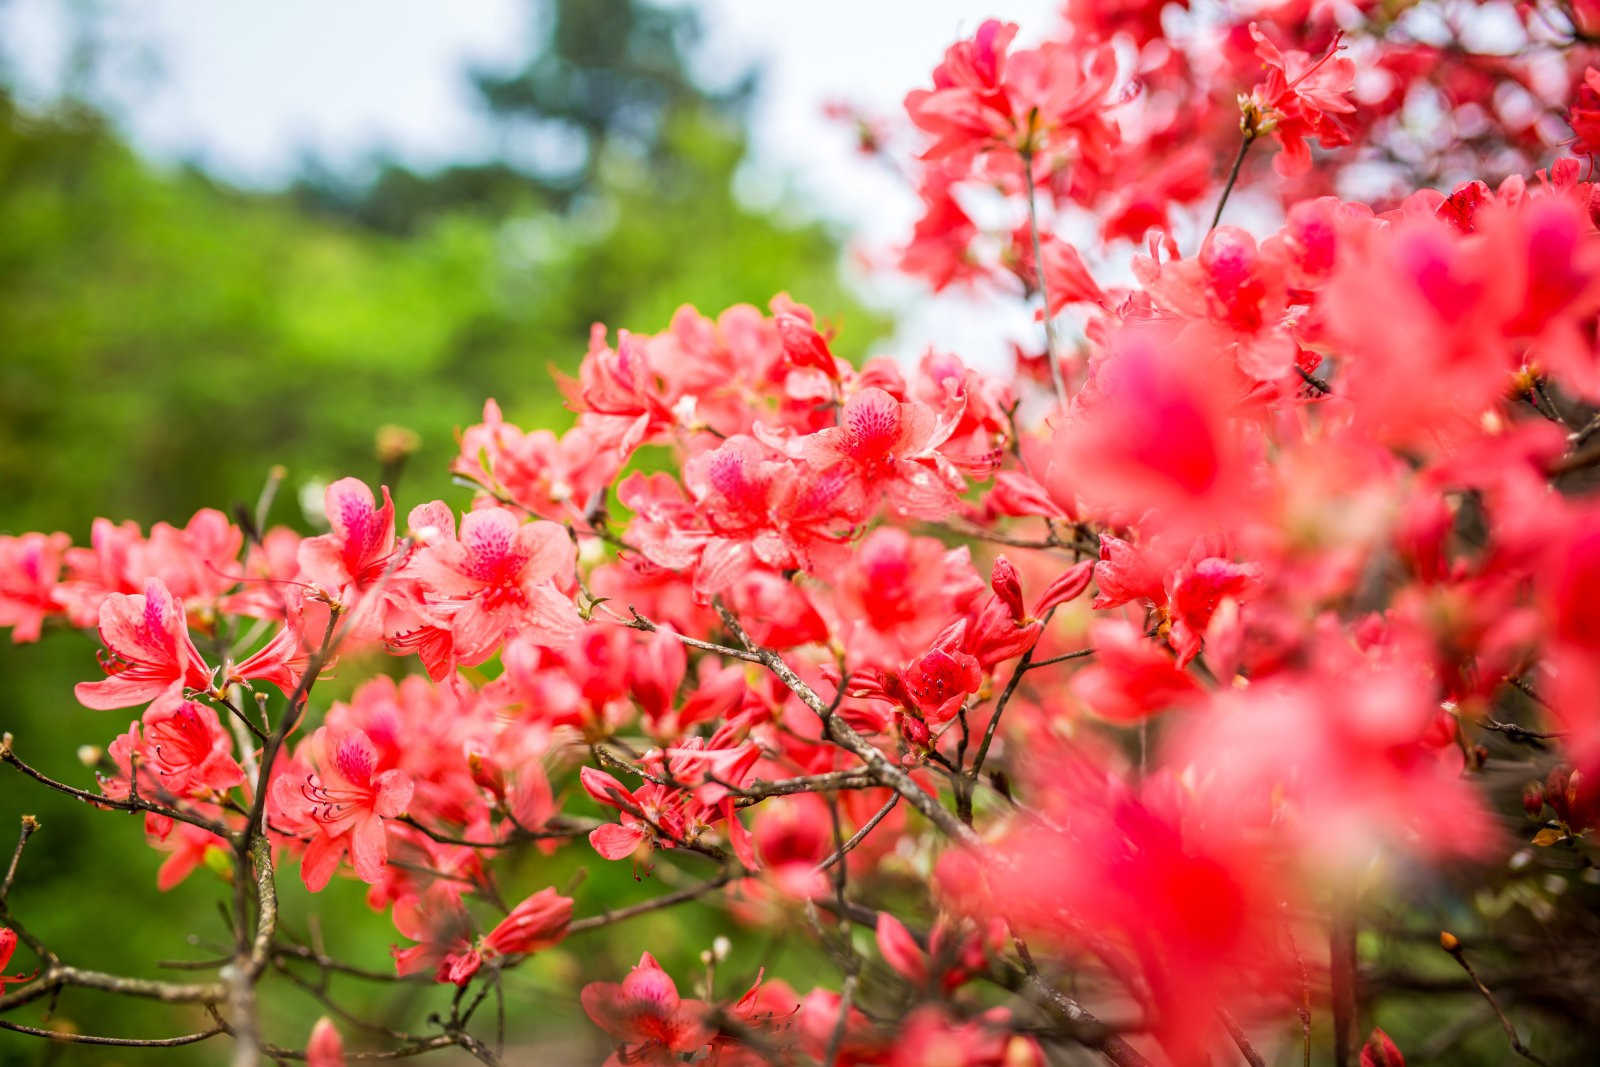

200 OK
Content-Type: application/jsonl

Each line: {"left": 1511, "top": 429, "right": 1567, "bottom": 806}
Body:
{"left": 0, "top": 91, "right": 872, "bottom": 535}
{"left": 0, "top": 3, "right": 881, "bottom": 1057}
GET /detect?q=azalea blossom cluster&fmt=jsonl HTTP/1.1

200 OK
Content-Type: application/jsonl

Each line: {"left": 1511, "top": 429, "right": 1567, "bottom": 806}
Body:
{"left": 4, "top": 1, "right": 1600, "bottom": 1065}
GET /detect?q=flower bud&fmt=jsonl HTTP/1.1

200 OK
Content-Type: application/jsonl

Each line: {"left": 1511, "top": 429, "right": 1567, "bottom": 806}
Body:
{"left": 466, "top": 749, "right": 506, "bottom": 801}
{"left": 375, "top": 424, "right": 421, "bottom": 466}
{"left": 774, "top": 312, "right": 840, "bottom": 380}
{"left": 991, "top": 556, "right": 1026, "bottom": 622}
{"left": 1359, "top": 1026, "right": 1404, "bottom": 1067}
{"left": 307, "top": 1017, "right": 345, "bottom": 1067}
{"left": 1523, "top": 782, "right": 1546, "bottom": 818}
{"left": 482, "top": 887, "right": 573, "bottom": 958}
{"left": 1034, "top": 560, "right": 1095, "bottom": 615}
{"left": 1439, "top": 930, "right": 1460, "bottom": 953}
{"left": 1545, "top": 765, "right": 1573, "bottom": 822}
{"left": 898, "top": 710, "right": 931, "bottom": 751}
{"left": 1566, "top": 768, "right": 1599, "bottom": 831}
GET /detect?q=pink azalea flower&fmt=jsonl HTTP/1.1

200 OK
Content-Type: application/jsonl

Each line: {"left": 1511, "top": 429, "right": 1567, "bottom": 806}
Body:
{"left": 105, "top": 697, "right": 243, "bottom": 803}
{"left": 1245, "top": 23, "right": 1356, "bottom": 178}
{"left": 74, "top": 578, "right": 213, "bottom": 710}
{"left": 275, "top": 727, "right": 414, "bottom": 891}
{"left": 581, "top": 952, "right": 712, "bottom": 1067}
{"left": 0, "top": 927, "right": 37, "bottom": 993}
{"left": 0, "top": 531, "right": 69, "bottom": 643}
{"left": 391, "top": 887, "right": 480, "bottom": 985}
{"left": 401, "top": 504, "right": 581, "bottom": 676}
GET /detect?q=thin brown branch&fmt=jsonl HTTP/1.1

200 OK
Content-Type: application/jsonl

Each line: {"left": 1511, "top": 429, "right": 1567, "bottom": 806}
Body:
{"left": 1, "top": 814, "right": 38, "bottom": 905}
{"left": 273, "top": 943, "right": 428, "bottom": 983}
{"left": 823, "top": 971, "right": 858, "bottom": 1067}
{"left": 1, "top": 734, "right": 232, "bottom": 839}
{"left": 1218, "top": 1008, "right": 1266, "bottom": 1067}
{"left": 0, "top": 816, "right": 51, "bottom": 966}
{"left": 1019, "top": 141, "right": 1069, "bottom": 408}
{"left": 711, "top": 599, "right": 980, "bottom": 848}
{"left": 271, "top": 959, "right": 413, "bottom": 1042}
{"left": 206, "top": 1006, "right": 462, "bottom": 1063}
{"left": 0, "top": 963, "right": 225, "bottom": 1014}
{"left": 1331, "top": 911, "right": 1358, "bottom": 1067}
{"left": 816, "top": 794, "right": 899, "bottom": 873}
{"left": 1480, "top": 719, "right": 1560, "bottom": 746}
{"left": 1025, "top": 648, "right": 1094, "bottom": 671}
{"left": 731, "top": 769, "right": 878, "bottom": 806}
{"left": 0, "top": 1019, "right": 225, "bottom": 1047}
{"left": 621, "top": 606, "right": 765, "bottom": 663}
{"left": 1440, "top": 931, "right": 1550, "bottom": 1066}
{"left": 1211, "top": 131, "right": 1256, "bottom": 230}
{"left": 967, "top": 645, "right": 1037, "bottom": 801}
{"left": 567, "top": 871, "right": 734, "bottom": 935}
{"left": 1295, "top": 364, "right": 1332, "bottom": 395}
{"left": 395, "top": 814, "right": 601, "bottom": 850}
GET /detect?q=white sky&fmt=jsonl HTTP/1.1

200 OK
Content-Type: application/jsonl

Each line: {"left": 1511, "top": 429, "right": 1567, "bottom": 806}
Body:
{"left": 0, "top": 0, "right": 1063, "bottom": 364}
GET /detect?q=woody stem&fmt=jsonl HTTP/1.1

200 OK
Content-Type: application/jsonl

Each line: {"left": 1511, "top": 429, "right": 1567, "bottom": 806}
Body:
{"left": 1211, "top": 131, "right": 1256, "bottom": 231}
{"left": 1020, "top": 143, "right": 1069, "bottom": 409}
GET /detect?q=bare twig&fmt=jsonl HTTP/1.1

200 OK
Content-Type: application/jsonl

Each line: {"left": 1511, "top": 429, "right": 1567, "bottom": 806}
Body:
{"left": 816, "top": 794, "right": 899, "bottom": 873}
{"left": 1, "top": 735, "right": 231, "bottom": 839}
{"left": 823, "top": 972, "right": 858, "bottom": 1067}
{"left": 731, "top": 769, "right": 878, "bottom": 806}
{"left": 968, "top": 645, "right": 1037, "bottom": 789}
{"left": 1211, "top": 131, "right": 1256, "bottom": 230}
{"left": 1218, "top": 1008, "right": 1266, "bottom": 1067}
{"left": 0, "top": 1019, "right": 225, "bottom": 1047}
{"left": 1331, "top": 912, "right": 1358, "bottom": 1067}
{"left": 1440, "top": 931, "right": 1550, "bottom": 1066}
{"left": 0, "top": 815, "right": 38, "bottom": 905}
{"left": 621, "top": 607, "right": 764, "bottom": 663}
{"left": 567, "top": 872, "right": 735, "bottom": 935}
{"left": 711, "top": 600, "right": 980, "bottom": 848}
{"left": 1019, "top": 141, "right": 1069, "bottom": 408}
{"left": 1025, "top": 648, "right": 1094, "bottom": 671}
{"left": 0, "top": 963, "right": 225, "bottom": 1014}
{"left": 395, "top": 814, "right": 601, "bottom": 850}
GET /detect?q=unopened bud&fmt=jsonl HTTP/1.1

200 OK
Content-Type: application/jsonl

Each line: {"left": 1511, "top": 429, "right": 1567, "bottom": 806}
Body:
{"left": 77, "top": 745, "right": 103, "bottom": 767}
{"left": 466, "top": 751, "right": 506, "bottom": 800}
{"left": 1523, "top": 782, "right": 1546, "bottom": 818}
{"left": 1545, "top": 765, "right": 1573, "bottom": 821}
{"left": 1439, "top": 930, "right": 1460, "bottom": 953}
{"left": 1567, "top": 768, "right": 1600, "bottom": 831}
{"left": 774, "top": 313, "right": 839, "bottom": 380}
{"left": 1004, "top": 1034, "right": 1044, "bottom": 1067}
{"left": 712, "top": 936, "right": 731, "bottom": 961}
{"left": 376, "top": 424, "right": 421, "bottom": 465}
{"left": 991, "top": 556, "right": 1026, "bottom": 622}
{"left": 1360, "top": 1027, "right": 1404, "bottom": 1067}
{"left": 898, "top": 711, "right": 931, "bottom": 750}
{"left": 1034, "top": 559, "right": 1094, "bottom": 615}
